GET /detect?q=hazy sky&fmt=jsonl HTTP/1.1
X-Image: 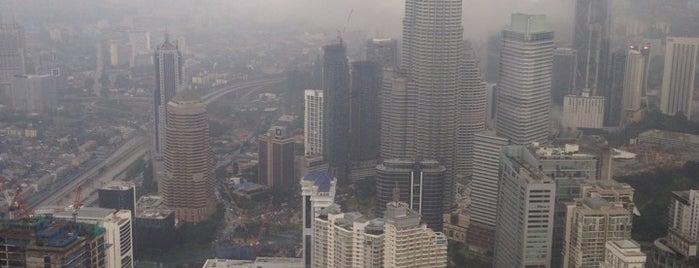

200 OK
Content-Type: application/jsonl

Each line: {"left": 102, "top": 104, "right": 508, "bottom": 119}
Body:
{"left": 218, "top": 0, "right": 574, "bottom": 43}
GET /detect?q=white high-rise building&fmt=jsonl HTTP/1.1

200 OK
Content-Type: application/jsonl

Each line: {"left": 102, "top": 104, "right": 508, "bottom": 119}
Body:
{"left": 470, "top": 131, "right": 509, "bottom": 227}
{"left": 601, "top": 240, "right": 647, "bottom": 268}
{"left": 300, "top": 171, "right": 337, "bottom": 268}
{"left": 622, "top": 49, "right": 645, "bottom": 117}
{"left": 562, "top": 89, "right": 605, "bottom": 129}
{"left": 496, "top": 14, "right": 555, "bottom": 145}
{"left": 562, "top": 198, "right": 633, "bottom": 268}
{"left": 666, "top": 190, "right": 699, "bottom": 257}
{"left": 455, "top": 41, "right": 488, "bottom": 176}
{"left": 35, "top": 207, "right": 134, "bottom": 268}
{"left": 312, "top": 205, "right": 384, "bottom": 268}
{"left": 383, "top": 200, "right": 448, "bottom": 268}
{"left": 304, "top": 89, "right": 324, "bottom": 156}
{"left": 494, "top": 145, "right": 556, "bottom": 268}
{"left": 660, "top": 37, "right": 699, "bottom": 119}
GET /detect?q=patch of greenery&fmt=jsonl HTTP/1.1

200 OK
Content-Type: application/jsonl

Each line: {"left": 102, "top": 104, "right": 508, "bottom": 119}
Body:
{"left": 617, "top": 161, "right": 699, "bottom": 242}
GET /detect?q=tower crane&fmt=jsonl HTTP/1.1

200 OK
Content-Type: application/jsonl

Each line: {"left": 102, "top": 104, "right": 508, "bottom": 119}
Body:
{"left": 72, "top": 186, "right": 83, "bottom": 223}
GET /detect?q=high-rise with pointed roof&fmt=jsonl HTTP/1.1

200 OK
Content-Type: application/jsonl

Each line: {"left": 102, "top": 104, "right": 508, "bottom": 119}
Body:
{"left": 153, "top": 34, "right": 183, "bottom": 158}
{"left": 381, "top": 0, "right": 486, "bottom": 212}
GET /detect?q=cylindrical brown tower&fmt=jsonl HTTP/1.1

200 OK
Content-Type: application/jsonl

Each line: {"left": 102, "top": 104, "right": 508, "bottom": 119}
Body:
{"left": 160, "top": 93, "right": 215, "bottom": 223}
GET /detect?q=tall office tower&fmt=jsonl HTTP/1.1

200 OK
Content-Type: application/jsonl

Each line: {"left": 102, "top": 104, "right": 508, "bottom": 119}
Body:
{"left": 496, "top": 14, "right": 554, "bottom": 145}
{"left": 0, "top": 217, "right": 106, "bottom": 267}
{"left": 455, "top": 41, "right": 488, "bottom": 176}
{"left": 304, "top": 89, "right": 324, "bottom": 156}
{"left": 300, "top": 171, "right": 337, "bottom": 268}
{"left": 383, "top": 200, "right": 448, "bottom": 268}
{"left": 10, "top": 74, "right": 57, "bottom": 113}
{"left": 153, "top": 35, "right": 183, "bottom": 157}
{"left": 600, "top": 240, "right": 646, "bottom": 268}
{"left": 494, "top": 145, "right": 556, "bottom": 268}
{"left": 258, "top": 126, "right": 296, "bottom": 188}
{"left": 0, "top": 22, "right": 26, "bottom": 80}
{"left": 312, "top": 205, "right": 385, "bottom": 268}
{"left": 562, "top": 89, "right": 605, "bottom": 129}
{"left": 562, "top": 198, "right": 633, "bottom": 268}
{"left": 605, "top": 49, "right": 626, "bottom": 126}
{"left": 98, "top": 181, "right": 137, "bottom": 214}
{"left": 622, "top": 47, "right": 645, "bottom": 122}
{"left": 467, "top": 131, "right": 509, "bottom": 255}
{"left": 401, "top": 0, "right": 463, "bottom": 184}
{"left": 321, "top": 43, "right": 350, "bottom": 179}
{"left": 35, "top": 207, "right": 135, "bottom": 268}
{"left": 660, "top": 37, "right": 699, "bottom": 119}
{"left": 160, "top": 93, "right": 215, "bottom": 223}
{"left": 552, "top": 48, "right": 578, "bottom": 107}
{"left": 375, "top": 159, "right": 446, "bottom": 231}
{"left": 349, "top": 61, "right": 381, "bottom": 164}
{"left": 379, "top": 68, "right": 413, "bottom": 159}
{"left": 364, "top": 38, "right": 398, "bottom": 67}
{"left": 573, "top": 0, "right": 611, "bottom": 95}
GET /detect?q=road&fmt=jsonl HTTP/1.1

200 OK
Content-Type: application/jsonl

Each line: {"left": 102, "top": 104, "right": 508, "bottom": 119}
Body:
{"left": 29, "top": 77, "right": 283, "bottom": 210}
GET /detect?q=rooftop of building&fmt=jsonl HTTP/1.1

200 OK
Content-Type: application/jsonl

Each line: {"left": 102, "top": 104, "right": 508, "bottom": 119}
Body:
{"left": 533, "top": 143, "right": 596, "bottom": 158}
{"left": 302, "top": 171, "right": 334, "bottom": 192}
{"left": 584, "top": 179, "right": 633, "bottom": 190}
{"left": 0, "top": 215, "right": 104, "bottom": 250}
{"left": 100, "top": 180, "right": 135, "bottom": 191}
{"left": 508, "top": 155, "right": 552, "bottom": 184}
{"left": 582, "top": 197, "right": 610, "bottom": 210}
{"left": 507, "top": 13, "right": 550, "bottom": 34}
{"left": 639, "top": 129, "right": 699, "bottom": 144}
{"left": 35, "top": 206, "right": 118, "bottom": 220}
{"left": 610, "top": 239, "right": 642, "bottom": 250}
{"left": 202, "top": 257, "right": 303, "bottom": 268}
{"left": 136, "top": 195, "right": 174, "bottom": 219}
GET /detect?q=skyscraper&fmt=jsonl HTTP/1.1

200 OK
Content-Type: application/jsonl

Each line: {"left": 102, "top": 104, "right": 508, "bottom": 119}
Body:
{"left": 160, "top": 93, "right": 215, "bottom": 223}
{"left": 605, "top": 49, "right": 627, "bottom": 126}
{"left": 304, "top": 89, "right": 323, "bottom": 156}
{"left": 381, "top": 0, "right": 483, "bottom": 211}
{"left": 455, "top": 41, "right": 488, "bottom": 176}
{"left": 153, "top": 35, "right": 183, "bottom": 157}
{"left": 0, "top": 22, "right": 26, "bottom": 80}
{"left": 10, "top": 74, "right": 57, "bottom": 113}
{"left": 258, "top": 126, "right": 296, "bottom": 188}
{"left": 349, "top": 61, "right": 381, "bottom": 164}
{"left": 364, "top": 38, "right": 398, "bottom": 67}
{"left": 496, "top": 14, "right": 554, "bottom": 145}
{"left": 321, "top": 43, "right": 350, "bottom": 179}
{"left": 300, "top": 171, "right": 337, "bottom": 268}
{"left": 375, "top": 159, "right": 446, "bottom": 231}
{"left": 573, "top": 0, "right": 611, "bottom": 95}
{"left": 494, "top": 145, "right": 556, "bottom": 268}
{"left": 562, "top": 89, "right": 605, "bottom": 129}
{"left": 552, "top": 48, "right": 578, "bottom": 107}
{"left": 622, "top": 47, "right": 645, "bottom": 122}
{"left": 660, "top": 37, "right": 699, "bottom": 119}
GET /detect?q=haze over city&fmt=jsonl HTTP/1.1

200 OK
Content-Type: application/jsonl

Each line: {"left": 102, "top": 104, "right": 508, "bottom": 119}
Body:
{"left": 1, "top": 0, "right": 699, "bottom": 267}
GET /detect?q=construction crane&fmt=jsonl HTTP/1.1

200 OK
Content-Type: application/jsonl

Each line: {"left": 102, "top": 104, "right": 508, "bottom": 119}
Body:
{"left": 7, "top": 185, "right": 24, "bottom": 220}
{"left": 72, "top": 186, "right": 83, "bottom": 223}
{"left": 336, "top": 9, "right": 354, "bottom": 45}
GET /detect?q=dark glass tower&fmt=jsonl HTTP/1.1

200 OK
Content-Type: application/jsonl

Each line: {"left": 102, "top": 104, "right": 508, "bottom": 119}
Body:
{"left": 573, "top": 0, "right": 611, "bottom": 95}
{"left": 349, "top": 61, "right": 381, "bottom": 164}
{"left": 153, "top": 35, "right": 183, "bottom": 157}
{"left": 375, "top": 159, "right": 446, "bottom": 231}
{"left": 321, "top": 43, "right": 350, "bottom": 181}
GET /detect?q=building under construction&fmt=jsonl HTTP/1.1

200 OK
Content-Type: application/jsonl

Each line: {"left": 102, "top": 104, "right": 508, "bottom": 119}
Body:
{"left": 0, "top": 215, "right": 106, "bottom": 267}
